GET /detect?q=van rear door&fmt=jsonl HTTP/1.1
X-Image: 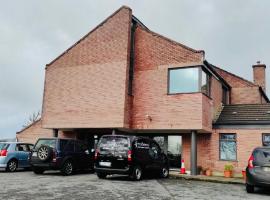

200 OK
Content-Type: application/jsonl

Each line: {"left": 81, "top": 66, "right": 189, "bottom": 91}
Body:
{"left": 97, "top": 136, "right": 130, "bottom": 169}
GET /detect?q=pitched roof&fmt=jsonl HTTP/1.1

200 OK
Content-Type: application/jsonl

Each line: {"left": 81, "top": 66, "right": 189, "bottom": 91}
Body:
{"left": 16, "top": 118, "right": 41, "bottom": 134}
{"left": 46, "top": 6, "right": 204, "bottom": 67}
{"left": 214, "top": 104, "right": 270, "bottom": 125}
{"left": 211, "top": 65, "right": 256, "bottom": 87}
{"left": 46, "top": 6, "right": 132, "bottom": 67}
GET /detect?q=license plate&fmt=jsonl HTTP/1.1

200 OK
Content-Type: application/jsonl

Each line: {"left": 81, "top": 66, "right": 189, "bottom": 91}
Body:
{"left": 263, "top": 167, "right": 270, "bottom": 172}
{"left": 32, "top": 152, "right": 37, "bottom": 157}
{"left": 99, "top": 162, "right": 111, "bottom": 167}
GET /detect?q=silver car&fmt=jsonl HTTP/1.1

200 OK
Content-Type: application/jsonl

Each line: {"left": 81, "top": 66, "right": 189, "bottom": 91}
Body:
{"left": 0, "top": 142, "right": 34, "bottom": 172}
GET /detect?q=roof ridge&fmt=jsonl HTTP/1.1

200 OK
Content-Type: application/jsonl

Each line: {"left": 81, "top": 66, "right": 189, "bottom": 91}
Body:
{"left": 46, "top": 6, "right": 131, "bottom": 67}
{"left": 211, "top": 65, "right": 256, "bottom": 87}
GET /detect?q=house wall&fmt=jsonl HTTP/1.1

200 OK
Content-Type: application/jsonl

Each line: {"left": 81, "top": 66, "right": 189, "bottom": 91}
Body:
{"left": 131, "top": 26, "right": 209, "bottom": 131}
{"left": 42, "top": 7, "right": 132, "bottom": 129}
{"left": 16, "top": 120, "right": 52, "bottom": 144}
{"left": 16, "top": 120, "right": 78, "bottom": 144}
{"left": 231, "top": 87, "right": 262, "bottom": 104}
{"left": 182, "top": 128, "right": 270, "bottom": 176}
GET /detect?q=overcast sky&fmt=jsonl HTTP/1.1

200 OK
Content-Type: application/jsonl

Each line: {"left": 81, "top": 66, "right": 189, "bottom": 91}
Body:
{"left": 0, "top": 0, "right": 270, "bottom": 139}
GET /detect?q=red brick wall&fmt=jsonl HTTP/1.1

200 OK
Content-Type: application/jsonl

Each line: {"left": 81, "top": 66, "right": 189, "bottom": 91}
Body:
{"left": 231, "top": 87, "right": 262, "bottom": 104}
{"left": 182, "top": 128, "right": 270, "bottom": 175}
{"left": 210, "top": 77, "right": 223, "bottom": 114}
{"left": 16, "top": 120, "right": 52, "bottom": 144}
{"left": 213, "top": 66, "right": 267, "bottom": 104}
{"left": 42, "top": 7, "right": 132, "bottom": 129}
{"left": 253, "top": 65, "right": 266, "bottom": 91}
{"left": 131, "top": 26, "right": 208, "bottom": 130}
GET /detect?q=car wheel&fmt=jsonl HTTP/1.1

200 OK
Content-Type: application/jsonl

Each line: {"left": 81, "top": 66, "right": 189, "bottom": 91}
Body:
{"left": 246, "top": 183, "right": 255, "bottom": 193}
{"left": 37, "top": 145, "right": 53, "bottom": 162}
{"left": 130, "top": 166, "right": 142, "bottom": 181}
{"left": 97, "top": 172, "right": 107, "bottom": 179}
{"left": 61, "top": 160, "right": 73, "bottom": 176}
{"left": 33, "top": 167, "right": 45, "bottom": 174}
{"left": 160, "top": 166, "right": 169, "bottom": 178}
{"left": 6, "top": 159, "right": 17, "bottom": 172}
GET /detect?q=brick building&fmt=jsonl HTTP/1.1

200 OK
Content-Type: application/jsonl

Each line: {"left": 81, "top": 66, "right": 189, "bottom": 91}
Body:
{"left": 17, "top": 6, "right": 270, "bottom": 176}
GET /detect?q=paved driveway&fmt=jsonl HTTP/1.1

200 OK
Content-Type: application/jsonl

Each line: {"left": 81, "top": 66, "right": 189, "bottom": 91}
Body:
{"left": 0, "top": 170, "right": 269, "bottom": 200}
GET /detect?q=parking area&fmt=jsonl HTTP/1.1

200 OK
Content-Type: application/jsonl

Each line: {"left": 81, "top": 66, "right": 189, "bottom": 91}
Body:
{"left": 1, "top": 170, "right": 270, "bottom": 200}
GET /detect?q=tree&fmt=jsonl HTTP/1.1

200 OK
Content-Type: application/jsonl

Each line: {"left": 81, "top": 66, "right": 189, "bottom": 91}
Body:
{"left": 23, "top": 111, "right": 41, "bottom": 128}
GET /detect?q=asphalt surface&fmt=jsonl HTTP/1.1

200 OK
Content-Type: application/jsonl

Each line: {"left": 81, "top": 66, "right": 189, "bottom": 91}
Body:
{"left": 0, "top": 170, "right": 270, "bottom": 200}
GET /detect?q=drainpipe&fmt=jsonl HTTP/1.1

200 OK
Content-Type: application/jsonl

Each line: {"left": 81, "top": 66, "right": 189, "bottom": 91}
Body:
{"left": 53, "top": 129, "right": 58, "bottom": 138}
{"left": 190, "top": 130, "right": 197, "bottom": 175}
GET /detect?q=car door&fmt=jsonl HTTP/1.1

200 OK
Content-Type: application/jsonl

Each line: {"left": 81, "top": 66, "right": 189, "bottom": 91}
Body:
{"left": 16, "top": 144, "right": 30, "bottom": 167}
{"left": 74, "top": 141, "right": 91, "bottom": 169}
{"left": 148, "top": 141, "right": 162, "bottom": 171}
{"left": 133, "top": 139, "right": 151, "bottom": 169}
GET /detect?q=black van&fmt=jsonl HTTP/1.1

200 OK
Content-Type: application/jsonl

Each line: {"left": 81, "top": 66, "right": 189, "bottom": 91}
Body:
{"left": 246, "top": 147, "right": 270, "bottom": 193}
{"left": 94, "top": 135, "right": 169, "bottom": 180}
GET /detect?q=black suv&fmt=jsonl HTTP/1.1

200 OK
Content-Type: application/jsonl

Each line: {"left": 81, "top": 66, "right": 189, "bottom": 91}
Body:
{"left": 94, "top": 135, "right": 169, "bottom": 180}
{"left": 30, "top": 138, "right": 94, "bottom": 175}
{"left": 246, "top": 147, "right": 270, "bottom": 193}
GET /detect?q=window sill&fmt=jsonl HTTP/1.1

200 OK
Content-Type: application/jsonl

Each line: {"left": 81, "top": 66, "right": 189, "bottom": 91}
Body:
{"left": 167, "top": 91, "right": 201, "bottom": 95}
{"left": 167, "top": 92, "right": 212, "bottom": 100}
{"left": 219, "top": 159, "right": 238, "bottom": 162}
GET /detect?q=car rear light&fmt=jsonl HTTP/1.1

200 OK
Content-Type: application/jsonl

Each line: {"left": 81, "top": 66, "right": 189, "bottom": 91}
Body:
{"left": 128, "top": 150, "right": 132, "bottom": 162}
{"left": 248, "top": 154, "right": 254, "bottom": 169}
{"left": 0, "top": 150, "right": 8, "bottom": 157}
{"left": 94, "top": 149, "right": 99, "bottom": 160}
{"left": 52, "top": 150, "right": 56, "bottom": 162}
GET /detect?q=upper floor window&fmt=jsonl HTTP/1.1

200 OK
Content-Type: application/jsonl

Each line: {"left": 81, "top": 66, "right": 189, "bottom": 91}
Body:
{"left": 168, "top": 66, "right": 211, "bottom": 96}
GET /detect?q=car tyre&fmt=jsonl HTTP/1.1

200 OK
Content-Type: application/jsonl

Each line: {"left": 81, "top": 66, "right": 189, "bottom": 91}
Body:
{"left": 6, "top": 159, "right": 17, "bottom": 172}
{"left": 246, "top": 183, "right": 255, "bottom": 193}
{"left": 130, "top": 165, "right": 142, "bottom": 181}
{"left": 97, "top": 172, "right": 107, "bottom": 179}
{"left": 33, "top": 167, "right": 45, "bottom": 174}
{"left": 160, "top": 166, "right": 169, "bottom": 178}
{"left": 61, "top": 160, "right": 73, "bottom": 176}
{"left": 37, "top": 145, "right": 53, "bottom": 162}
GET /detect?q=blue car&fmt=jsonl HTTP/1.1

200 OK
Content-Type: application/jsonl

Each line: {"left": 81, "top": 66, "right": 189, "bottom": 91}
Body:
{"left": 0, "top": 142, "right": 34, "bottom": 172}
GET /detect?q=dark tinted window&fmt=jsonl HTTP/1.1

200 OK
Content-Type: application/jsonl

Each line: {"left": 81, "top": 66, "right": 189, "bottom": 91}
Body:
{"left": 35, "top": 139, "right": 56, "bottom": 149}
{"left": 254, "top": 149, "right": 270, "bottom": 164}
{"left": 98, "top": 136, "right": 130, "bottom": 153}
{"left": 16, "top": 144, "right": 28, "bottom": 151}
{"left": 149, "top": 142, "right": 160, "bottom": 159}
{"left": 65, "top": 140, "right": 75, "bottom": 152}
{"left": 60, "top": 140, "right": 69, "bottom": 150}
{"left": 75, "top": 141, "right": 87, "bottom": 152}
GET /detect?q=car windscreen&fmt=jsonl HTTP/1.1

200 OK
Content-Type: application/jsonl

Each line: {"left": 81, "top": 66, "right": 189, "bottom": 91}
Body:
{"left": 0, "top": 143, "right": 9, "bottom": 150}
{"left": 98, "top": 136, "right": 130, "bottom": 154}
{"left": 254, "top": 148, "right": 270, "bottom": 165}
{"left": 34, "top": 139, "right": 56, "bottom": 150}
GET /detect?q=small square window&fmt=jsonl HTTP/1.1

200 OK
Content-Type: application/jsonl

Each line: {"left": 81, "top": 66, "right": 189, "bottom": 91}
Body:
{"left": 262, "top": 133, "right": 270, "bottom": 146}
